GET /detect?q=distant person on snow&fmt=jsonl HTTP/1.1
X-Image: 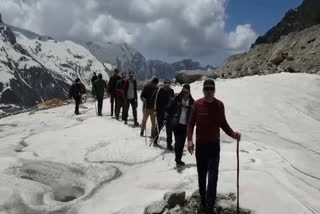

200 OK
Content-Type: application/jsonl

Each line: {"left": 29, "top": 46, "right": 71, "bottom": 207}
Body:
{"left": 187, "top": 79, "right": 241, "bottom": 213}
{"left": 93, "top": 73, "right": 108, "bottom": 116}
{"left": 123, "top": 72, "right": 139, "bottom": 126}
{"left": 114, "top": 72, "right": 127, "bottom": 120}
{"left": 69, "top": 78, "right": 86, "bottom": 115}
{"left": 153, "top": 79, "right": 175, "bottom": 149}
{"left": 91, "top": 72, "right": 98, "bottom": 96}
{"left": 108, "top": 69, "right": 121, "bottom": 117}
{"left": 166, "top": 84, "right": 194, "bottom": 166}
{"left": 140, "top": 77, "right": 159, "bottom": 138}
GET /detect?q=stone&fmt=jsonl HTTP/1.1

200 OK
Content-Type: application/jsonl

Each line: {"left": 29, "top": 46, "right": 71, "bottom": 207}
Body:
{"left": 164, "top": 191, "right": 186, "bottom": 209}
{"left": 144, "top": 200, "right": 168, "bottom": 214}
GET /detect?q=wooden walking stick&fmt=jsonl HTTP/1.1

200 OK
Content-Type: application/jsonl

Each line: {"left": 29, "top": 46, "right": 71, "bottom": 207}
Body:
{"left": 237, "top": 139, "right": 240, "bottom": 214}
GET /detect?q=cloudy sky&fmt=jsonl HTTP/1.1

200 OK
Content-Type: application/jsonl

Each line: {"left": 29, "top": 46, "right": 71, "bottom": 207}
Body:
{"left": 0, "top": 0, "right": 302, "bottom": 66}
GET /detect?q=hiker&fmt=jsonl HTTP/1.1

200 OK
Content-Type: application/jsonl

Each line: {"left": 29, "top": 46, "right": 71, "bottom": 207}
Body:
{"left": 166, "top": 84, "right": 194, "bottom": 166}
{"left": 69, "top": 78, "right": 86, "bottom": 115}
{"left": 107, "top": 69, "right": 121, "bottom": 116}
{"left": 123, "top": 72, "right": 139, "bottom": 126}
{"left": 140, "top": 77, "right": 159, "bottom": 138}
{"left": 187, "top": 79, "right": 241, "bottom": 213}
{"left": 153, "top": 79, "right": 175, "bottom": 149}
{"left": 93, "top": 73, "right": 108, "bottom": 116}
{"left": 114, "top": 72, "right": 127, "bottom": 120}
{"left": 91, "top": 72, "right": 98, "bottom": 95}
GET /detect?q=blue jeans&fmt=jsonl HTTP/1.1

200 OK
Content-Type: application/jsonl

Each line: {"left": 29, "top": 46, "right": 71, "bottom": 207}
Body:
{"left": 196, "top": 141, "right": 220, "bottom": 208}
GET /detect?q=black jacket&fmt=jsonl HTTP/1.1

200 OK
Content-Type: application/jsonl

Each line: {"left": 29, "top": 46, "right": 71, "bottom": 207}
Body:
{"left": 140, "top": 83, "right": 158, "bottom": 109}
{"left": 91, "top": 75, "right": 98, "bottom": 86}
{"left": 154, "top": 86, "right": 174, "bottom": 114}
{"left": 93, "top": 79, "right": 108, "bottom": 99}
{"left": 108, "top": 74, "right": 121, "bottom": 93}
{"left": 124, "top": 79, "right": 138, "bottom": 100}
{"left": 69, "top": 82, "right": 86, "bottom": 98}
{"left": 165, "top": 93, "right": 194, "bottom": 127}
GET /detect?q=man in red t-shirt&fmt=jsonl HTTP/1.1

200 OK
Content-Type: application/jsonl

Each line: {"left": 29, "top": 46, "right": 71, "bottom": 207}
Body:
{"left": 187, "top": 79, "right": 241, "bottom": 213}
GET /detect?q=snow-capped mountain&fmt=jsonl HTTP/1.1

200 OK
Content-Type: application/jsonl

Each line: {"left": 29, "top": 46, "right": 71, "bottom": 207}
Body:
{"left": 0, "top": 15, "right": 110, "bottom": 111}
{"left": 84, "top": 41, "right": 213, "bottom": 80}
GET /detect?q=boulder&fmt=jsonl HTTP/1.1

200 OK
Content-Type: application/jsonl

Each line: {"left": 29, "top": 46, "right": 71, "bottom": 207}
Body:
{"left": 144, "top": 200, "right": 167, "bottom": 214}
{"left": 164, "top": 191, "right": 186, "bottom": 209}
{"left": 175, "top": 69, "right": 217, "bottom": 84}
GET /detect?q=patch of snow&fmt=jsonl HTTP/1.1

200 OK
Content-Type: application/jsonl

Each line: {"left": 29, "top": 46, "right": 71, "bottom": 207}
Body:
{"left": 0, "top": 73, "right": 319, "bottom": 214}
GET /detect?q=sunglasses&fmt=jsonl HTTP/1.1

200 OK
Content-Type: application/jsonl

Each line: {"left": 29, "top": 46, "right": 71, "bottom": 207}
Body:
{"left": 204, "top": 87, "right": 215, "bottom": 91}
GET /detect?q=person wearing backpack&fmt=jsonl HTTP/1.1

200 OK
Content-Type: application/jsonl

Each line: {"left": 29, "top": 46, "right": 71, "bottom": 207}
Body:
{"left": 166, "top": 84, "right": 194, "bottom": 167}
{"left": 69, "top": 78, "right": 86, "bottom": 115}
{"left": 107, "top": 69, "right": 121, "bottom": 116}
{"left": 93, "top": 73, "right": 108, "bottom": 116}
{"left": 153, "top": 79, "right": 175, "bottom": 149}
{"left": 123, "top": 72, "right": 139, "bottom": 126}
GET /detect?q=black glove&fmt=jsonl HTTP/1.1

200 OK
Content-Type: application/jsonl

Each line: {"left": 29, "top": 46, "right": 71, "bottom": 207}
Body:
{"left": 135, "top": 98, "right": 138, "bottom": 108}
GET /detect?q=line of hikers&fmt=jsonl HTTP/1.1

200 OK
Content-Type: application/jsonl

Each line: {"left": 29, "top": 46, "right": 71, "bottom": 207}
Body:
{"left": 69, "top": 68, "right": 241, "bottom": 214}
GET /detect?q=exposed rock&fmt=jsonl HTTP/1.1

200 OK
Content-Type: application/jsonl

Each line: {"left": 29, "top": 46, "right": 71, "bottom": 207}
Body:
{"left": 254, "top": 0, "right": 320, "bottom": 45}
{"left": 175, "top": 69, "right": 217, "bottom": 84}
{"left": 216, "top": 0, "right": 320, "bottom": 79}
{"left": 164, "top": 191, "right": 186, "bottom": 209}
{"left": 144, "top": 200, "right": 168, "bottom": 214}
{"left": 165, "top": 205, "right": 183, "bottom": 214}
{"left": 144, "top": 190, "right": 252, "bottom": 214}
{"left": 0, "top": 21, "right": 108, "bottom": 112}
{"left": 215, "top": 25, "right": 320, "bottom": 78}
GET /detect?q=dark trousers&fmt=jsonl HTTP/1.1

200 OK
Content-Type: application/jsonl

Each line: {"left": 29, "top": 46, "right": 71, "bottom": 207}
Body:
{"left": 74, "top": 96, "right": 81, "bottom": 115}
{"left": 154, "top": 113, "right": 173, "bottom": 145}
{"left": 97, "top": 97, "right": 103, "bottom": 115}
{"left": 123, "top": 99, "right": 138, "bottom": 123}
{"left": 110, "top": 93, "right": 116, "bottom": 116}
{"left": 173, "top": 124, "right": 187, "bottom": 162}
{"left": 115, "top": 96, "right": 124, "bottom": 120}
{"left": 196, "top": 142, "right": 220, "bottom": 208}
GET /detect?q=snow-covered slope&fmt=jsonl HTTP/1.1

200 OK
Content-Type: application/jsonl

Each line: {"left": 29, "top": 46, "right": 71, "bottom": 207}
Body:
{"left": 0, "top": 18, "right": 109, "bottom": 111}
{"left": 0, "top": 72, "right": 319, "bottom": 214}
{"left": 15, "top": 32, "right": 109, "bottom": 86}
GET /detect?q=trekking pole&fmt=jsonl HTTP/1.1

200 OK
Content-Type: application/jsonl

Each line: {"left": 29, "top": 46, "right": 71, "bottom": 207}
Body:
{"left": 94, "top": 98, "right": 98, "bottom": 116}
{"left": 145, "top": 121, "right": 148, "bottom": 146}
{"left": 237, "top": 139, "right": 240, "bottom": 214}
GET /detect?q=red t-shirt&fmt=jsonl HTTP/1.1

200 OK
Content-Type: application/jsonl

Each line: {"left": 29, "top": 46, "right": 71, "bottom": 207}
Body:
{"left": 187, "top": 97, "right": 235, "bottom": 143}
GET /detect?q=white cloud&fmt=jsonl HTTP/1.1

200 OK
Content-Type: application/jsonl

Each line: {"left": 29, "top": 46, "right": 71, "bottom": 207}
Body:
{"left": 0, "top": 0, "right": 258, "bottom": 65}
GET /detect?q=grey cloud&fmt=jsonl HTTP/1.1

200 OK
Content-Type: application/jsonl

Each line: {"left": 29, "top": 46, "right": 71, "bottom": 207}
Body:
{"left": 0, "top": 0, "right": 258, "bottom": 65}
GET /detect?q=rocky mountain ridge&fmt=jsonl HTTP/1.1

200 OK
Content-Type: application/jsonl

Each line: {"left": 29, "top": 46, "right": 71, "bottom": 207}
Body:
{"left": 215, "top": 0, "right": 320, "bottom": 78}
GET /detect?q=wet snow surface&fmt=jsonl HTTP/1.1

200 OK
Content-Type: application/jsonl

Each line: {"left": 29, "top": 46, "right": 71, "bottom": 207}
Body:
{"left": 0, "top": 73, "right": 319, "bottom": 214}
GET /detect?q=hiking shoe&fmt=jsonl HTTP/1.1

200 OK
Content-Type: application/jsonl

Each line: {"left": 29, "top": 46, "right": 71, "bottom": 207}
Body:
{"left": 124, "top": 121, "right": 127, "bottom": 124}
{"left": 176, "top": 160, "right": 185, "bottom": 167}
{"left": 167, "top": 145, "right": 173, "bottom": 151}
{"left": 205, "top": 207, "right": 216, "bottom": 214}
{"left": 134, "top": 122, "right": 139, "bottom": 126}
{"left": 198, "top": 203, "right": 206, "bottom": 213}
{"left": 140, "top": 131, "right": 144, "bottom": 137}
